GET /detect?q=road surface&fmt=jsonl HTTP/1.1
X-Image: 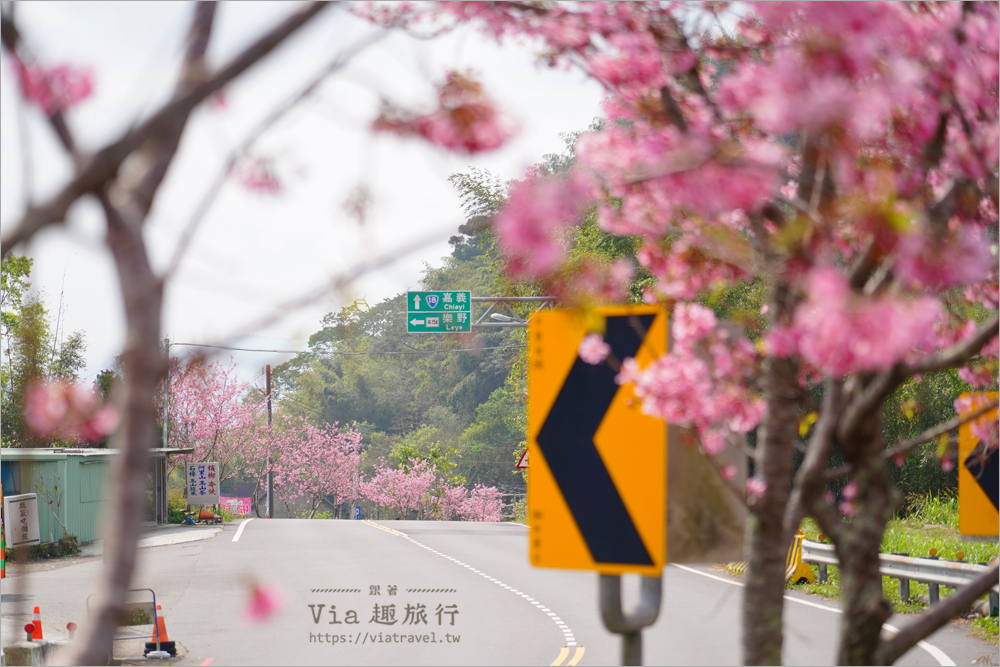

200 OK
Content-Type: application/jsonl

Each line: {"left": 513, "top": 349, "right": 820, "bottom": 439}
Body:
{"left": 1, "top": 520, "right": 994, "bottom": 665}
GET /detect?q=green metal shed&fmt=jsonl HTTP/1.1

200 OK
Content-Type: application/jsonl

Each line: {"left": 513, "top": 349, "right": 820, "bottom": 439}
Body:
{"left": 1, "top": 448, "right": 113, "bottom": 545}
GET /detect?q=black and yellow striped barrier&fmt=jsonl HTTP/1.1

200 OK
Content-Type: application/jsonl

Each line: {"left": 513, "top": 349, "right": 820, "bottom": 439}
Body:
{"left": 724, "top": 532, "right": 816, "bottom": 584}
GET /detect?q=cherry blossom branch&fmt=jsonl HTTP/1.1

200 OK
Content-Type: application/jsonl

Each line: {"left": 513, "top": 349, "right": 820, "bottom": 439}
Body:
{"left": 165, "top": 28, "right": 386, "bottom": 278}
{"left": 825, "top": 399, "right": 999, "bottom": 481}
{"left": 0, "top": 1, "right": 332, "bottom": 258}
{"left": 874, "top": 562, "right": 1000, "bottom": 666}
{"left": 0, "top": 6, "right": 80, "bottom": 157}
{"left": 839, "top": 312, "right": 999, "bottom": 444}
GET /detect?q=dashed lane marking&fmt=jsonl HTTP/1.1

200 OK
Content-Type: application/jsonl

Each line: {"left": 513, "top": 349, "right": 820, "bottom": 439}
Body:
{"left": 360, "top": 520, "right": 582, "bottom": 656}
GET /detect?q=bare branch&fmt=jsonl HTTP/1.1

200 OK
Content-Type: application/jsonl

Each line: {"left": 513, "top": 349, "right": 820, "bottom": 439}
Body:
{"left": 0, "top": 6, "right": 80, "bottom": 156}
{"left": 839, "top": 312, "right": 999, "bottom": 443}
{"left": 908, "top": 311, "right": 1000, "bottom": 375}
{"left": 1, "top": 1, "right": 333, "bottom": 258}
{"left": 785, "top": 380, "right": 845, "bottom": 543}
{"left": 202, "top": 225, "right": 462, "bottom": 347}
{"left": 874, "top": 563, "right": 1000, "bottom": 666}
{"left": 166, "top": 29, "right": 386, "bottom": 278}
{"left": 111, "top": 2, "right": 217, "bottom": 222}
{"left": 826, "top": 399, "right": 999, "bottom": 481}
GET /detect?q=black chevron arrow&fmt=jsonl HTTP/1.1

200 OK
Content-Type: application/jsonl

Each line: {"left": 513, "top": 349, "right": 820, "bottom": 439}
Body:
{"left": 536, "top": 314, "right": 657, "bottom": 565}
{"left": 965, "top": 441, "right": 999, "bottom": 511}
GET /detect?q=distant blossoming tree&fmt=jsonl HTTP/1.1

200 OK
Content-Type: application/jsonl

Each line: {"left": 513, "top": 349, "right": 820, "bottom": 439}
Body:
{"left": 362, "top": 2, "right": 999, "bottom": 664}
{"left": 458, "top": 484, "right": 503, "bottom": 522}
{"left": 159, "top": 358, "right": 265, "bottom": 486}
{"left": 272, "top": 416, "right": 362, "bottom": 519}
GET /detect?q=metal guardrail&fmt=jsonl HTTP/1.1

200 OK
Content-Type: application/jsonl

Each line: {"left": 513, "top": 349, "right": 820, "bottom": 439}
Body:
{"left": 801, "top": 539, "right": 999, "bottom": 609}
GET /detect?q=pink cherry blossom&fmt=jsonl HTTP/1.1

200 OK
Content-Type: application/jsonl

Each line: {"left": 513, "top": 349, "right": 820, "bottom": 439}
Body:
{"left": 841, "top": 481, "right": 858, "bottom": 501}
{"left": 746, "top": 478, "right": 767, "bottom": 499}
{"left": 495, "top": 170, "right": 598, "bottom": 279}
{"left": 895, "top": 226, "right": 995, "bottom": 290}
{"left": 789, "top": 266, "right": 940, "bottom": 375}
{"left": 839, "top": 500, "right": 856, "bottom": 518}
{"left": 373, "top": 71, "right": 514, "bottom": 154}
{"left": 232, "top": 156, "right": 282, "bottom": 195}
{"left": 13, "top": 58, "right": 94, "bottom": 115}
{"left": 579, "top": 333, "right": 611, "bottom": 365}
{"left": 160, "top": 358, "right": 268, "bottom": 485}
{"left": 459, "top": 484, "right": 503, "bottom": 522}
{"left": 245, "top": 582, "right": 285, "bottom": 623}
{"left": 272, "top": 417, "right": 362, "bottom": 518}
{"left": 24, "top": 380, "right": 119, "bottom": 443}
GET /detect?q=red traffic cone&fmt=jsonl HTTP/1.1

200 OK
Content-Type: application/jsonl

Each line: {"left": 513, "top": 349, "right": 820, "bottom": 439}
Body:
{"left": 32, "top": 606, "right": 43, "bottom": 640}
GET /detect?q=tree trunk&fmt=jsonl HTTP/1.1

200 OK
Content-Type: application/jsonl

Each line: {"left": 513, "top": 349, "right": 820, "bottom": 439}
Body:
{"left": 57, "top": 203, "right": 164, "bottom": 665}
{"left": 743, "top": 283, "right": 801, "bottom": 665}
{"left": 836, "top": 416, "right": 896, "bottom": 664}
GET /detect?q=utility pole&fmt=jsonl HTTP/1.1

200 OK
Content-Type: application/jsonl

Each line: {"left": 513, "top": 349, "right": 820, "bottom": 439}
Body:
{"left": 266, "top": 364, "right": 273, "bottom": 519}
{"left": 162, "top": 338, "right": 169, "bottom": 448}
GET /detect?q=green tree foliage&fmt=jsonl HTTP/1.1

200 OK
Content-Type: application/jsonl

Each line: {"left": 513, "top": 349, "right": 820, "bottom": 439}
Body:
{"left": 1, "top": 256, "right": 89, "bottom": 446}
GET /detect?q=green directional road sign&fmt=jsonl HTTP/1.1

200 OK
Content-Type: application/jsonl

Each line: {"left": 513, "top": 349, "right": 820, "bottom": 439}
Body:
{"left": 407, "top": 291, "right": 472, "bottom": 333}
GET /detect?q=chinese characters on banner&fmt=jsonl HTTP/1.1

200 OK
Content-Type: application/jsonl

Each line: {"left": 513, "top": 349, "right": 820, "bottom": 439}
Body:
{"left": 187, "top": 462, "right": 220, "bottom": 505}
{"left": 2, "top": 493, "right": 41, "bottom": 548}
{"left": 221, "top": 496, "right": 253, "bottom": 517}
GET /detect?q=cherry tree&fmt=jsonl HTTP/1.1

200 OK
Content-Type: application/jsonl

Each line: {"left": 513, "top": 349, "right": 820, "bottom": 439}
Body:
{"left": 437, "top": 483, "right": 468, "bottom": 520}
{"left": 363, "top": 3, "right": 999, "bottom": 664}
{"left": 362, "top": 457, "right": 438, "bottom": 518}
{"left": 271, "top": 416, "right": 362, "bottom": 519}
{"left": 160, "top": 357, "right": 265, "bottom": 487}
{"left": 459, "top": 484, "right": 503, "bottom": 522}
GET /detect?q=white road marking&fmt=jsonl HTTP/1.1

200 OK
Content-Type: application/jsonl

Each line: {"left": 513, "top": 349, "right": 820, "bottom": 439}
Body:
{"left": 231, "top": 518, "right": 254, "bottom": 542}
{"left": 360, "top": 521, "right": 580, "bottom": 648}
{"left": 669, "top": 563, "right": 955, "bottom": 666}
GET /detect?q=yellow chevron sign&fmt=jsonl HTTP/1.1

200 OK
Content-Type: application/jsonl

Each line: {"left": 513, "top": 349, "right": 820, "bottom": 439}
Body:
{"left": 958, "top": 392, "right": 999, "bottom": 538}
{"left": 527, "top": 305, "right": 668, "bottom": 576}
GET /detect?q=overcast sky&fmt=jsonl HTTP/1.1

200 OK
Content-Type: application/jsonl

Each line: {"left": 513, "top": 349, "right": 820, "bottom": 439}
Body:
{"left": 0, "top": 2, "right": 606, "bottom": 386}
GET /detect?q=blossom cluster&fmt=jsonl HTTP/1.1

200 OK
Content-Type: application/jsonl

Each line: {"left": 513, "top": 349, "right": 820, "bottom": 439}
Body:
{"left": 13, "top": 58, "right": 94, "bottom": 115}
{"left": 617, "top": 303, "right": 764, "bottom": 456}
{"left": 373, "top": 71, "right": 514, "bottom": 154}
{"left": 24, "top": 380, "right": 118, "bottom": 443}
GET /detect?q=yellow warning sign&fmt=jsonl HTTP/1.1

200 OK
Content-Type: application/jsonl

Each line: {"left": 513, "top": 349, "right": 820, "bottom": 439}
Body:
{"left": 527, "top": 305, "right": 668, "bottom": 576}
{"left": 958, "top": 391, "right": 999, "bottom": 538}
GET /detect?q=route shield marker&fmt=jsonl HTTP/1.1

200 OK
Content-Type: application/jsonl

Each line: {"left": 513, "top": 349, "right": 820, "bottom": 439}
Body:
{"left": 527, "top": 305, "right": 668, "bottom": 576}
{"left": 958, "top": 391, "right": 999, "bottom": 538}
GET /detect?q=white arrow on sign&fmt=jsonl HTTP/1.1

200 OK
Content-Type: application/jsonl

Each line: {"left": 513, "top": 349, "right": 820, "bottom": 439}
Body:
{"left": 413, "top": 295, "right": 421, "bottom": 309}
{"left": 410, "top": 319, "right": 425, "bottom": 326}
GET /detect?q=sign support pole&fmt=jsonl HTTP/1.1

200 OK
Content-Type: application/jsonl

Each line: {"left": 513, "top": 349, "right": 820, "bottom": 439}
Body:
{"left": 599, "top": 574, "right": 662, "bottom": 666}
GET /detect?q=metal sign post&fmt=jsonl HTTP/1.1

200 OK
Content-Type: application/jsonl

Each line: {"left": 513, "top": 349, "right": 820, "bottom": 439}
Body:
{"left": 599, "top": 574, "right": 662, "bottom": 666}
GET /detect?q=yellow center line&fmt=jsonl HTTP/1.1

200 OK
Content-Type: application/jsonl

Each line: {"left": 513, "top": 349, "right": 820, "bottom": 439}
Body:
{"left": 360, "top": 520, "right": 408, "bottom": 538}
{"left": 550, "top": 646, "right": 570, "bottom": 666}
{"left": 567, "top": 646, "right": 586, "bottom": 666}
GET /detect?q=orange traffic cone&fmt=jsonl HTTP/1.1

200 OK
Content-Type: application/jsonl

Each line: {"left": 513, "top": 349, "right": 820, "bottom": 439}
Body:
{"left": 153, "top": 605, "right": 170, "bottom": 643}
{"left": 145, "top": 604, "right": 177, "bottom": 657}
{"left": 32, "top": 606, "right": 43, "bottom": 640}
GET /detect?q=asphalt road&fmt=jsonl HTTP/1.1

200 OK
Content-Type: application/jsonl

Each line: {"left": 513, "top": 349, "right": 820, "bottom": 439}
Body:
{"left": 1, "top": 520, "right": 995, "bottom": 665}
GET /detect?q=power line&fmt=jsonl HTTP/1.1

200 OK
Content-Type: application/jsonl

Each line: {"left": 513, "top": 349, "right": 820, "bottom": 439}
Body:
{"left": 172, "top": 342, "right": 526, "bottom": 356}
